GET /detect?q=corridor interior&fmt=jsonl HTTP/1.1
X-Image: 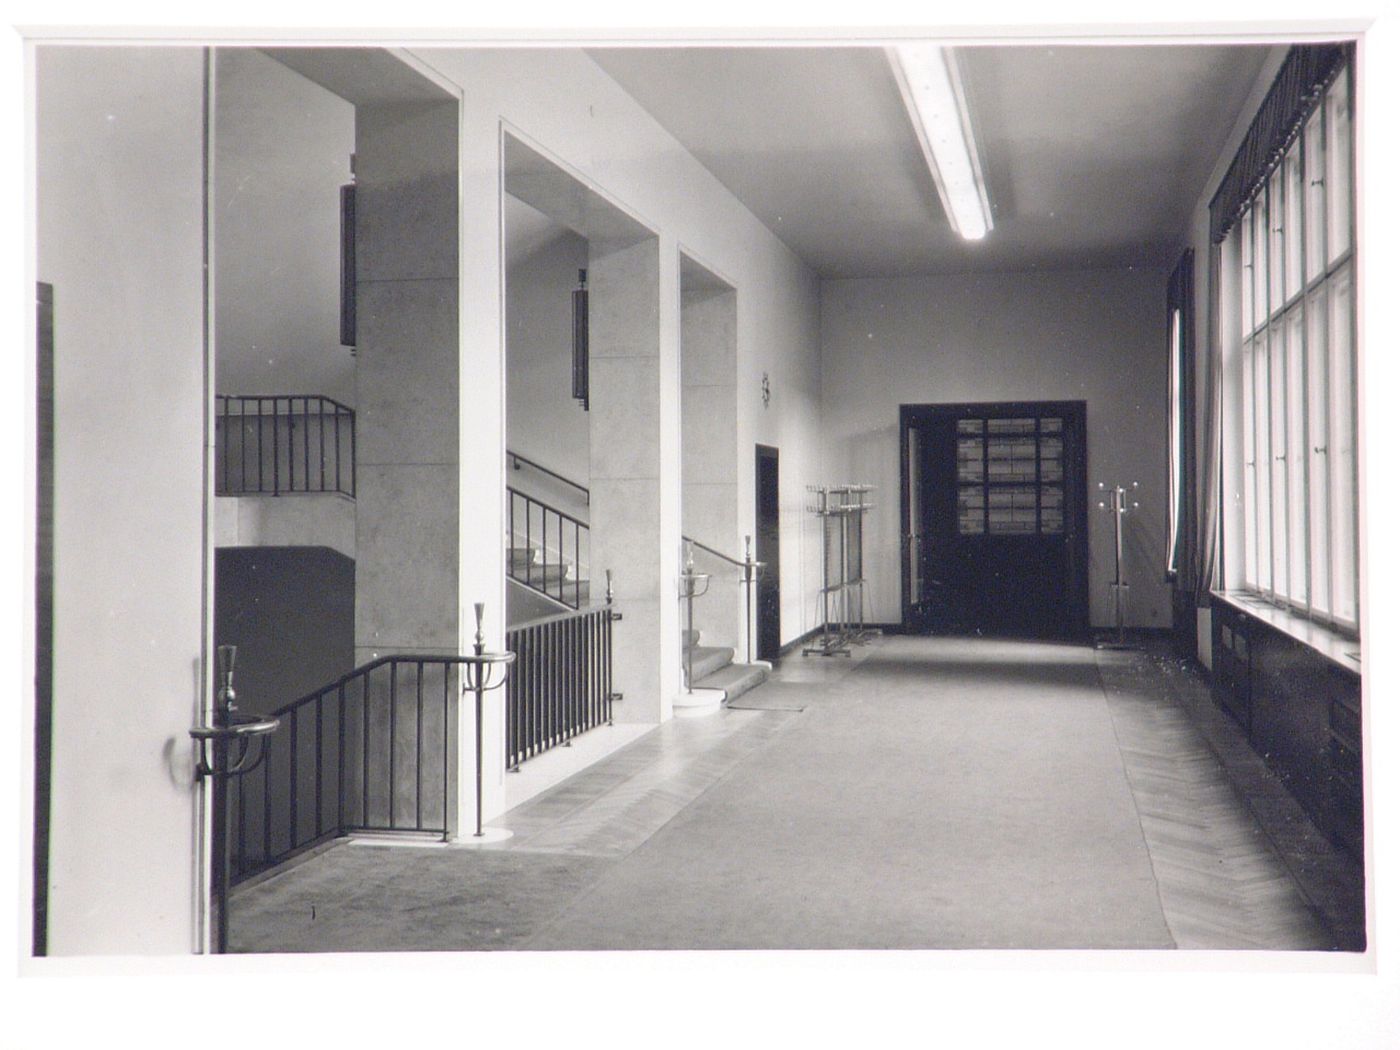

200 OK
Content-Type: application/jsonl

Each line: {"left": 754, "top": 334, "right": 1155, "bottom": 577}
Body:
{"left": 230, "top": 634, "right": 1364, "bottom": 953}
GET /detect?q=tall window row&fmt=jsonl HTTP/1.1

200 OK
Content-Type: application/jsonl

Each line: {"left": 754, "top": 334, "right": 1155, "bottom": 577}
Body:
{"left": 1233, "top": 66, "right": 1357, "bottom": 629}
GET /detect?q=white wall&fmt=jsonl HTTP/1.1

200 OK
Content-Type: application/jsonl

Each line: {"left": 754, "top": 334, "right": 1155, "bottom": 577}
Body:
{"left": 213, "top": 48, "right": 355, "bottom": 404}
{"left": 505, "top": 225, "right": 590, "bottom": 486}
{"left": 36, "top": 46, "right": 209, "bottom": 955}
{"left": 820, "top": 268, "right": 1170, "bottom": 629}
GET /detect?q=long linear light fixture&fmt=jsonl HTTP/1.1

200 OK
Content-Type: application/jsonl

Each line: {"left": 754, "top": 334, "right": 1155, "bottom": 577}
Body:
{"left": 887, "top": 44, "right": 993, "bottom": 241}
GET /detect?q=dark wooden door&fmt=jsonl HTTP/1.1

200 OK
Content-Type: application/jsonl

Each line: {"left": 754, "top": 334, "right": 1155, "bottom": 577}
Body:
{"left": 755, "top": 445, "right": 781, "bottom": 660}
{"left": 901, "top": 402, "right": 1088, "bottom": 640}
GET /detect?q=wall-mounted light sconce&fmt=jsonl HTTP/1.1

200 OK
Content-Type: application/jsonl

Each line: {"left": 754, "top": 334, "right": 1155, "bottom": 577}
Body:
{"left": 761, "top": 371, "right": 771, "bottom": 409}
{"left": 339, "top": 154, "right": 357, "bottom": 353}
{"left": 572, "top": 268, "right": 589, "bottom": 411}
{"left": 887, "top": 45, "right": 993, "bottom": 241}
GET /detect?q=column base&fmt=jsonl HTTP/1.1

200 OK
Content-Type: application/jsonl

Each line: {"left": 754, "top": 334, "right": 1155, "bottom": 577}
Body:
{"left": 672, "top": 687, "right": 724, "bottom": 717}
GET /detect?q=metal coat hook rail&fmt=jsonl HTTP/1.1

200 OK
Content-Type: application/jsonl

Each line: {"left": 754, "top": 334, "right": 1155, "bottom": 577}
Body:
{"left": 804, "top": 484, "right": 877, "bottom": 657}
{"left": 1096, "top": 480, "right": 1140, "bottom": 650}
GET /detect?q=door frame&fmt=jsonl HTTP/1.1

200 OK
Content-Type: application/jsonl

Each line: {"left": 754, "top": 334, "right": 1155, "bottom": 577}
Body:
{"left": 899, "top": 400, "right": 1090, "bottom": 637}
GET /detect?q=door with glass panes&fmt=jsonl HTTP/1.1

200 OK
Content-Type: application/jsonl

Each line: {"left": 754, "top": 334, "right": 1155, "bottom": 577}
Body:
{"left": 900, "top": 402, "right": 1089, "bottom": 639}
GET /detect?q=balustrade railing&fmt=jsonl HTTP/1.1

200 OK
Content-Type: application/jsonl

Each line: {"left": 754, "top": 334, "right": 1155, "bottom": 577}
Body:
{"left": 508, "top": 486, "right": 589, "bottom": 608}
{"left": 215, "top": 394, "right": 356, "bottom": 498}
{"left": 505, "top": 601, "right": 619, "bottom": 770}
{"left": 227, "top": 655, "right": 464, "bottom": 885}
{"left": 681, "top": 535, "right": 765, "bottom": 667}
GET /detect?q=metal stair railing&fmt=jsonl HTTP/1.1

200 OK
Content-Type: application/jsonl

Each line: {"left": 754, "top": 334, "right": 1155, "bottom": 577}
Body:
{"left": 215, "top": 394, "right": 356, "bottom": 498}
{"left": 508, "top": 486, "right": 589, "bottom": 609}
{"left": 680, "top": 535, "right": 766, "bottom": 671}
{"left": 504, "top": 578, "right": 621, "bottom": 771}
{"left": 227, "top": 653, "right": 471, "bottom": 886}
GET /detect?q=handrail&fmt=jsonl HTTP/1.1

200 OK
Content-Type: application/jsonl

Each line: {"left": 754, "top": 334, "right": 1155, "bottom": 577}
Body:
{"left": 508, "top": 600, "right": 614, "bottom": 632}
{"left": 508, "top": 485, "right": 590, "bottom": 531}
{"left": 681, "top": 535, "right": 766, "bottom": 666}
{"left": 265, "top": 651, "right": 480, "bottom": 718}
{"left": 683, "top": 535, "right": 748, "bottom": 569}
{"left": 222, "top": 393, "right": 356, "bottom": 415}
{"left": 507, "top": 449, "right": 590, "bottom": 504}
{"left": 228, "top": 652, "right": 469, "bottom": 886}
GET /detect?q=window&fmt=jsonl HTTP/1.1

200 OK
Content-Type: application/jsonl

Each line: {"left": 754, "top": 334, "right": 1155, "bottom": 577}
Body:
{"left": 957, "top": 416, "right": 1064, "bottom": 536}
{"left": 1227, "top": 60, "right": 1357, "bottom": 630}
{"left": 1166, "top": 249, "right": 1194, "bottom": 582}
{"left": 1167, "top": 306, "right": 1183, "bottom": 576}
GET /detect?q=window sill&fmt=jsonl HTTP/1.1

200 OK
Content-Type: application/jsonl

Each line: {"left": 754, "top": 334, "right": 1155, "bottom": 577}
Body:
{"left": 1213, "top": 590, "right": 1361, "bottom": 674}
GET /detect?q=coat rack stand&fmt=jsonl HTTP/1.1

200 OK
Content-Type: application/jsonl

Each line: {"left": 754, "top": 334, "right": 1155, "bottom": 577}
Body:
{"left": 803, "top": 483, "right": 875, "bottom": 656}
{"left": 1095, "top": 480, "right": 1140, "bottom": 651}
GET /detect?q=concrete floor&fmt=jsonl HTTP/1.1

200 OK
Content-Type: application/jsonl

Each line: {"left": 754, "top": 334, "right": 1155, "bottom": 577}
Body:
{"left": 229, "top": 634, "right": 1361, "bottom": 953}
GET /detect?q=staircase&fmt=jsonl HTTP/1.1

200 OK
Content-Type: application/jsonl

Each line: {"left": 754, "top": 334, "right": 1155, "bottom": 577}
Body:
{"left": 507, "top": 544, "right": 589, "bottom": 608}
{"left": 681, "top": 628, "right": 768, "bottom": 703}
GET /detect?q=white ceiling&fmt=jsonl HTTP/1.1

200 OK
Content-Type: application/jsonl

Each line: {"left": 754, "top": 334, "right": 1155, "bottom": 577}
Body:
{"left": 587, "top": 44, "right": 1275, "bottom": 278}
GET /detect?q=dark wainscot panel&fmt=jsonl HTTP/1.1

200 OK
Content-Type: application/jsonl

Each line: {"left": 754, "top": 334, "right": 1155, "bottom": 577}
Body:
{"left": 1210, "top": 595, "right": 1362, "bottom": 860}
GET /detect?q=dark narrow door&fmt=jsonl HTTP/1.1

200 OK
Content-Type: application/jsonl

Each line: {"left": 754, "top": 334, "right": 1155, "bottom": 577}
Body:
{"left": 755, "top": 445, "right": 781, "bottom": 660}
{"left": 901, "top": 402, "right": 1088, "bottom": 639}
{"left": 34, "top": 283, "right": 54, "bottom": 957}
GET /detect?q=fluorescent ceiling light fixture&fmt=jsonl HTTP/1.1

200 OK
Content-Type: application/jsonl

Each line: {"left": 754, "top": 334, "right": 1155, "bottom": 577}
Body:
{"left": 887, "top": 44, "right": 993, "bottom": 241}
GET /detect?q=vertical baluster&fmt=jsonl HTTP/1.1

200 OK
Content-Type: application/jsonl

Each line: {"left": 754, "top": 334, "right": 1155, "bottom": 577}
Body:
{"left": 415, "top": 660, "right": 424, "bottom": 830}
{"left": 508, "top": 493, "right": 515, "bottom": 582}
{"left": 525, "top": 497, "right": 532, "bottom": 587}
{"left": 349, "top": 406, "right": 357, "bottom": 498}
{"left": 531, "top": 625, "right": 540, "bottom": 758}
{"left": 362, "top": 671, "right": 370, "bottom": 827}
{"left": 505, "top": 636, "right": 516, "bottom": 769}
{"left": 262, "top": 731, "right": 273, "bottom": 865}
{"left": 337, "top": 682, "right": 346, "bottom": 833}
{"left": 220, "top": 396, "right": 229, "bottom": 495}
{"left": 238, "top": 399, "right": 247, "bottom": 493}
{"left": 334, "top": 406, "right": 342, "bottom": 495}
{"left": 315, "top": 693, "right": 323, "bottom": 839}
{"left": 442, "top": 663, "right": 451, "bottom": 838}
{"left": 568, "top": 619, "right": 575, "bottom": 737}
{"left": 552, "top": 621, "right": 561, "bottom": 745}
{"left": 272, "top": 397, "right": 280, "bottom": 496}
{"left": 257, "top": 398, "right": 266, "bottom": 493}
{"left": 319, "top": 398, "right": 327, "bottom": 493}
{"left": 237, "top": 760, "right": 246, "bottom": 878}
{"left": 302, "top": 396, "right": 311, "bottom": 493}
{"left": 557, "top": 513, "right": 564, "bottom": 602}
{"left": 585, "top": 611, "right": 593, "bottom": 729}
{"left": 574, "top": 525, "right": 581, "bottom": 608}
{"left": 605, "top": 607, "right": 613, "bottom": 725}
{"left": 289, "top": 706, "right": 299, "bottom": 850}
{"left": 389, "top": 662, "right": 398, "bottom": 830}
{"left": 568, "top": 615, "right": 576, "bottom": 738}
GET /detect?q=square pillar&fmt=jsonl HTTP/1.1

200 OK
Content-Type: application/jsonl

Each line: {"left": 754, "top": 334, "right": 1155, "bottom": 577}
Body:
{"left": 352, "top": 100, "right": 460, "bottom": 663}
{"left": 588, "top": 236, "right": 668, "bottom": 722}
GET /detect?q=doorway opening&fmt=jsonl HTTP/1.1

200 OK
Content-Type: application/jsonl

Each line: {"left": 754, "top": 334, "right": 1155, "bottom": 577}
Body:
{"left": 755, "top": 444, "right": 781, "bottom": 660}
{"left": 900, "top": 402, "right": 1088, "bottom": 640}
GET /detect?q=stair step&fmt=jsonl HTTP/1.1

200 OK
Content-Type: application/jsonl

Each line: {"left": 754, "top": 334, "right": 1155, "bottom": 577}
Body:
{"left": 520, "top": 564, "right": 573, "bottom": 586}
{"left": 695, "top": 661, "right": 769, "bottom": 703}
{"left": 681, "top": 628, "right": 701, "bottom": 648}
{"left": 511, "top": 576, "right": 590, "bottom": 607}
{"left": 685, "top": 645, "right": 734, "bottom": 682}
